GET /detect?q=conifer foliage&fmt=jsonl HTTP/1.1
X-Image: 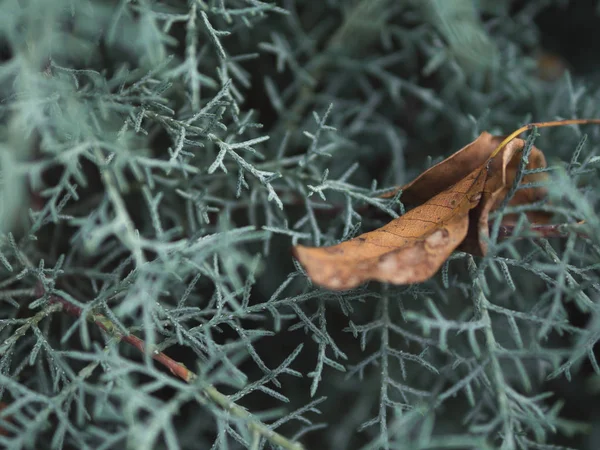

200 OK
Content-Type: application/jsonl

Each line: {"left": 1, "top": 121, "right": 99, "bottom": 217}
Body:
{"left": 1, "top": 1, "right": 600, "bottom": 449}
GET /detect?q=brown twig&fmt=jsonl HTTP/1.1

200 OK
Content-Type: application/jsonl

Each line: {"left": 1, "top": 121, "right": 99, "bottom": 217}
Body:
{"left": 0, "top": 402, "right": 12, "bottom": 436}
{"left": 36, "top": 284, "right": 304, "bottom": 450}
{"left": 496, "top": 222, "right": 588, "bottom": 241}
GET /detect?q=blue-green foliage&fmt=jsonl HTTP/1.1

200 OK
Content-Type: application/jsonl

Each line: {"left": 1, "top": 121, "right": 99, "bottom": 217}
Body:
{"left": 1, "top": 0, "right": 600, "bottom": 449}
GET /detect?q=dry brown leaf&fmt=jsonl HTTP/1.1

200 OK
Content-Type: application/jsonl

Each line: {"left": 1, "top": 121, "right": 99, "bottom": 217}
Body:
{"left": 294, "top": 135, "right": 547, "bottom": 289}
{"left": 293, "top": 165, "right": 487, "bottom": 290}
{"left": 293, "top": 119, "right": 600, "bottom": 290}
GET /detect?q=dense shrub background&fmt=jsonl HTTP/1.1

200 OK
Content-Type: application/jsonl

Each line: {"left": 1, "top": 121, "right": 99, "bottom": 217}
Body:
{"left": 2, "top": 1, "right": 600, "bottom": 449}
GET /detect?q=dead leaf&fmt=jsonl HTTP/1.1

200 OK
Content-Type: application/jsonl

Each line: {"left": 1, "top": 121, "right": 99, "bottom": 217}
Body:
{"left": 293, "top": 119, "right": 600, "bottom": 290}
{"left": 293, "top": 164, "right": 487, "bottom": 290}
{"left": 294, "top": 135, "right": 547, "bottom": 289}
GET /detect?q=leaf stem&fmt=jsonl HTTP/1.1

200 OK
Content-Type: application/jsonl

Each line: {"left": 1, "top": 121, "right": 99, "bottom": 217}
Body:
{"left": 489, "top": 119, "right": 600, "bottom": 159}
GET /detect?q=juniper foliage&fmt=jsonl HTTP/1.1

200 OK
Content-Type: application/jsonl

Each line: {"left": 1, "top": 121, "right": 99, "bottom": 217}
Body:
{"left": 1, "top": 1, "right": 600, "bottom": 449}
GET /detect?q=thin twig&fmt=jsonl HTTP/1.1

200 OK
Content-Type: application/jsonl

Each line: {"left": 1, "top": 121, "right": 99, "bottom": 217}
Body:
{"left": 37, "top": 285, "right": 305, "bottom": 450}
{"left": 496, "top": 222, "right": 589, "bottom": 241}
